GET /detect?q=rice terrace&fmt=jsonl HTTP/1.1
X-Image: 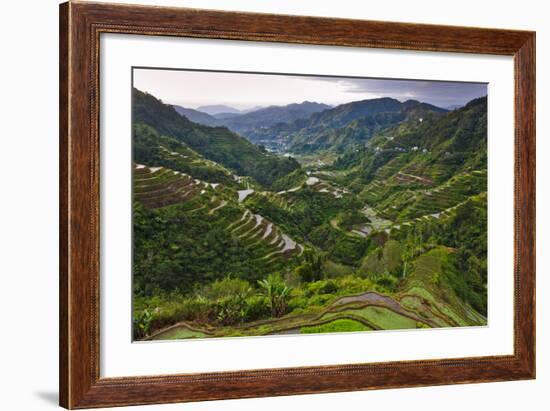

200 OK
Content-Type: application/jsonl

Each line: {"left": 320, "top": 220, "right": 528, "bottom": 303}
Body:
{"left": 132, "top": 69, "right": 488, "bottom": 341}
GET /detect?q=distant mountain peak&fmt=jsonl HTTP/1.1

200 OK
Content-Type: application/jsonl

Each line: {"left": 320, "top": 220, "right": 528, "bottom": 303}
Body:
{"left": 196, "top": 104, "right": 243, "bottom": 115}
{"left": 208, "top": 101, "right": 332, "bottom": 135}
{"left": 403, "top": 99, "right": 421, "bottom": 105}
{"left": 401, "top": 100, "right": 447, "bottom": 113}
{"left": 171, "top": 105, "right": 218, "bottom": 127}
{"left": 465, "top": 95, "right": 488, "bottom": 108}
{"left": 299, "top": 100, "right": 328, "bottom": 106}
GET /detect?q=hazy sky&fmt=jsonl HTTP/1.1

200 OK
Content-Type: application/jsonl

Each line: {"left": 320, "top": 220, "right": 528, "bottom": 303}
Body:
{"left": 133, "top": 68, "right": 487, "bottom": 110}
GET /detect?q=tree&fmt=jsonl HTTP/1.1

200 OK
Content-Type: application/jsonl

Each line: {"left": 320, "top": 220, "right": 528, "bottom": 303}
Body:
{"left": 134, "top": 309, "right": 153, "bottom": 339}
{"left": 399, "top": 227, "right": 423, "bottom": 278}
{"left": 258, "top": 273, "right": 292, "bottom": 317}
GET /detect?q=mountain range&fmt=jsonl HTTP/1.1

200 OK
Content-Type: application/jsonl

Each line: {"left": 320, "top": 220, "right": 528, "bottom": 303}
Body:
{"left": 247, "top": 98, "right": 448, "bottom": 153}
{"left": 172, "top": 97, "right": 448, "bottom": 154}
{"left": 171, "top": 101, "right": 331, "bottom": 142}
{"left": 196, "top": 104, "right": 258, "bottom": 116}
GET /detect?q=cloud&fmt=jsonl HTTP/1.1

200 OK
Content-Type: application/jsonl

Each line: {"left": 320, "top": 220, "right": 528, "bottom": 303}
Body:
{"left": 309, "top": 77, "right": 487, "bottom": 108}
{"left": 134, "top": 68, "right": 488, "bottom": 110}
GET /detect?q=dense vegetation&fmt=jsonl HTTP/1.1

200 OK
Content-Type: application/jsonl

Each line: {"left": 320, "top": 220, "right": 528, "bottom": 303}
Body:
{"left": 244, "top": 97, "right": 448, "bottom": 153}
{"left": 132, "top": 88, "right": 488, "bottom": 341}
{"left": 134, "top": 89, "right": 300, "bottom": 187}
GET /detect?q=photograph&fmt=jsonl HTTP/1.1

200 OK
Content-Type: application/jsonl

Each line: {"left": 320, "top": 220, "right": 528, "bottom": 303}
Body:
{"left": 131, "top": 68, "right": 488, "bottom": 341}
{"left": 1, "top": 0, "right": 542, "bottom": 409}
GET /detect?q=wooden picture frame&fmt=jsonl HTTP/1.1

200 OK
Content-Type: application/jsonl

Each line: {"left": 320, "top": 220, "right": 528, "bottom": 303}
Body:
{"left": 59, "top": 1, "right": 535, "bottom": 408}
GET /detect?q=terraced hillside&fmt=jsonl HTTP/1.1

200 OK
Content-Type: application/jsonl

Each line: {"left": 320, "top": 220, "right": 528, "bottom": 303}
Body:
{"left": 134, "top": 165, "right": 207, "bottom": 209}
{"left": 133, "top": 163, "right": 304, "bottom": 294}
{"left": 147, "top": 270, "right": 486, "bottom": 340}
{"left": 358, "top": 169, "right": 486, "bottom": 222}
{"left": 132, "top": 89, "right": 488, "bottom": 342}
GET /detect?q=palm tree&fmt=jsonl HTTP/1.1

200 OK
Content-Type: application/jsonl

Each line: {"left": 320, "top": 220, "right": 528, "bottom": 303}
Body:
{"left": 258, "top": 273, "right": 292, "bottom": 318}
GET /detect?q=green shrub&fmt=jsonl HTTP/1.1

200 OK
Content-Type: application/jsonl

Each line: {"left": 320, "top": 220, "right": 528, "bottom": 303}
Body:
{"left": 258, "top": 273, "right": 292, "bottom": 317}
{"left": 319, "top": 279, "right": 338, "bottom": 294}
{"left": 375, "top": 273, "right": 398, "bottom": 293}
{"left": 199, "top": 277, "right": 252, "bottom": 300}
{"left": 330, "top": 236, "right": 367, "bottom": 265}
{"left": 173, "top": 298, "right": 214, "bottom": 323}
{"left": 215, "top": 295, "right": 247, "bottom": 325}
{"left": 133, "top": 309, "right": 153, "bottom": 339}
{"left": 308, "top": 294, "right": 336, "bottom": 306}
{"left": 304, "top": 279, "right": 339, "bottom": 297}
{"left": 243, "top": 296, "right": 270, "bottom": 321}
{"left": 335, "top": 275, "right": 375, "bottom": 294}
{"left": 287, "top": 296, "right": 309, "bottom": 312}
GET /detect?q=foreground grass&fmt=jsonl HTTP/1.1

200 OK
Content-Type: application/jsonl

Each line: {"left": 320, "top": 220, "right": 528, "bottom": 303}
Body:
{"left": 135, "top": 244, "right": 486, "bottom": 341}
{"left": 154, "top": 327, "right": 208, "bottom": 340}
{"left": 301, "top": 319, "right": 372, "bottom": 334}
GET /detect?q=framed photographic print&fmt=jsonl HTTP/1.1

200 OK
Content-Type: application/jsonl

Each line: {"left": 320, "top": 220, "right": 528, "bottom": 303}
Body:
{"left": 59, "top": 1, "right": 535, "bottom": 409}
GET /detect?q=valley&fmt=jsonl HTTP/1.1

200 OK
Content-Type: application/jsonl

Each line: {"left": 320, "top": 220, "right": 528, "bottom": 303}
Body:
{"left": 132, "top": 87, "right": 488, "bottom": 341}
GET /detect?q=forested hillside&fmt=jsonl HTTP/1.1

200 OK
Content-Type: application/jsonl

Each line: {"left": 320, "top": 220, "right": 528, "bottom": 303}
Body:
{"left": 132, "top": 89, "right": 488, "bottom": 341}
{"left": 133, "top": 89, "right": 300, "bottom": 187}
{"left": 171, "top": 105, "right": 218, "bottom": 127}
{"left": 245, "top": 97, "right": 447, "bottom": 153}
